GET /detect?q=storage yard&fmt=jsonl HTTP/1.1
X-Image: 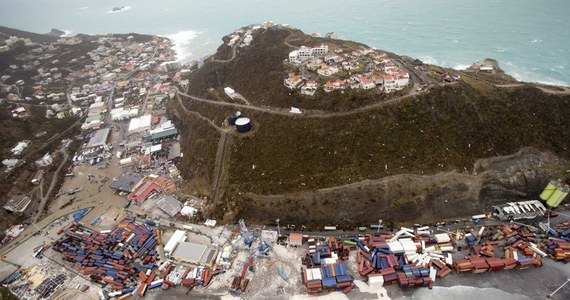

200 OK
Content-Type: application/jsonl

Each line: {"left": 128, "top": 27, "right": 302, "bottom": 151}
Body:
{"left": 1, "top": 207, "right": 570, "bottom": 299}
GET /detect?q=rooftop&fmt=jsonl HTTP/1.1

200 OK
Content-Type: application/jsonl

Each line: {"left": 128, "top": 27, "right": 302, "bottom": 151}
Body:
{"left": 109, "top": 173, "right": 144, "bottom": 193}
{"left": 156, "top": 195, "right": 182, "bottom": 217}
{"left": 170, "top": 241, "right": 218, "bottom": 267}
{"left": 85, "top": 127, "right": 110, "bottom": 149}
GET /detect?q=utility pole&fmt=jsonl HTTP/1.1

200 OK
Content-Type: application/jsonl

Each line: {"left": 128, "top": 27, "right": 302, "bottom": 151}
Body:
{"left": 378, "top": 219, "right": 383, "bottom": 233}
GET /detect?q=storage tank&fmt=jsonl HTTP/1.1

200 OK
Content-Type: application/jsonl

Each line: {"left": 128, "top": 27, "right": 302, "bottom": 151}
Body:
{"left": 546, "top": 188, "right": 569, "bottom": 208}
{"left": 227, "top": 111, "right": 241, "bottom": 126}
{"left": 539, "top": 181, "right": 557, "bottom": 201}
{"left": 235, "top": 117, "right": 252, "bottom": 133}
{"left": 228, "top": 115, "right": 239, "bottom": 126}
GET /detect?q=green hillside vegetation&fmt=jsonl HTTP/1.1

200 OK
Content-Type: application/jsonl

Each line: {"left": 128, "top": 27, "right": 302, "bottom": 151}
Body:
{"left": 225, "top": 84, "right": 569, "bottom": 195}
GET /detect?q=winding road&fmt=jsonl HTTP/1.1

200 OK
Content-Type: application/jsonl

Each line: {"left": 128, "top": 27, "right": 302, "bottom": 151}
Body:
{"left": 33, "top": 144, "right": 70, "bottom": 223}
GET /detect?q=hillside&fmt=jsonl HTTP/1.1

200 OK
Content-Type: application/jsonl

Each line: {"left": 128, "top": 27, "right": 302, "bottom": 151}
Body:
{"left": 171, "top": 27, "right": 570, "bottom": 227}
{"left": 0, "top": 25, "right": 59, "bottom": 44}
{"left": 186, "top": 28, "right": 405, "bottom": 112}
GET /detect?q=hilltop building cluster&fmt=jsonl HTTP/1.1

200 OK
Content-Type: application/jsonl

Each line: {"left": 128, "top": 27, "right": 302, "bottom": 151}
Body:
{"left": 285, "top": 44, "right": 410, "bottom": 95}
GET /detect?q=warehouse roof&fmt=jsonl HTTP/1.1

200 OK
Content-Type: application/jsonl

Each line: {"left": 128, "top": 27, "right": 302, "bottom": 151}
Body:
{"left": 86, "top": 128, "right": 110, "bottom": 149}
{"left": 128, "top": 115, "right": 152, "bottom": 132}
{"left": 156, "top": 195, "right": 182, "bottom": 217}
{"left": 109, "top": 173, "right": 144, "bottom": 193}
{"left": 170, "top": 241, "right": 217, "bottom": 267}
{"left": 149, "top": 127, "right": 178, "bottom": 141}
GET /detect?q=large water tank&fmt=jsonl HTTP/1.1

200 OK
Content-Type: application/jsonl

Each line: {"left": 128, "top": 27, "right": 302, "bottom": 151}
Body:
{"left": 539, "top": 182, "right": 557, "bottom": 201}
{"left": 235, "top": 117, "right": 252, "bottom": 133}
{"left": 228, "top": 115, "right": 239, "bottom": 126}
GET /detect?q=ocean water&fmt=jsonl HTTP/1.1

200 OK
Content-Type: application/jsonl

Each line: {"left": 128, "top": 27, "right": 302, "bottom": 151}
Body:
{"left": 0, "top": 0, "right": 569, "bottom": 86}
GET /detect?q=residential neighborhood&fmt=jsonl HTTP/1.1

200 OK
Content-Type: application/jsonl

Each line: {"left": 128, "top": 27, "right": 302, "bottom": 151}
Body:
{"left": 285, "top": 44, "right": 410, "bottom": 95}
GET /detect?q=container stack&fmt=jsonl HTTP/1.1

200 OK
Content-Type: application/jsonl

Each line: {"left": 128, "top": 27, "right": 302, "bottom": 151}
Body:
{"left": 302, "top": 237, "right": 354, "bottom": 294}
{"left": 354, "top": 233, "right": 435, "bottom": 289}
{"left": 542, "top": 239, "right": 570, "bottom": 262}
{"left": 53, "top": 217, "right": 222, "bottom": 297}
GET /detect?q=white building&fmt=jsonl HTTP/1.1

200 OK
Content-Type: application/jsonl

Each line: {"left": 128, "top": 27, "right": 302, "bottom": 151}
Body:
{"left": 317, "top": 65, "right": 339, "bottom": 76}
{"left": 164, "top": 230, "right": 187, "bottom": 254}
{"left": 11, "top": 141, "right": 30, "bottom": 156}
{"left": 159, "top": 61, "right": 182, "bottom": 72}
{"left": 301, "top": 81, "right": 318, "bottom": 96}
{"left": 394, "top": 72, "right": 410, "bottom": 89}
{"left": 289, "top": 45, "right": 329, "bottom": 63}
{"left": 128, "top": 114, "right": 152, "bottom": 134}
{"left": 360, "top": 76, "right": 376, "bottom": 90}
{"left": 224, "top": 87, "right": 237, "bottom": 99}
{"left": 35, "top": 153, "right": 53, "bottom": 167}
{"left": 284, "top": 74, "right": 303, "bottom": 89}
{"left": 383, "top": 75, "right": 397, "bottom": 93}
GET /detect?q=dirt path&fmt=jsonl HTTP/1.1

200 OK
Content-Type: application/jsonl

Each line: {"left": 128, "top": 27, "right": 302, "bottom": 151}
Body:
{"left": 32, "top": 145, "right": 70, "bottom": 223}
{"left": 177, "top": 88, "right": 419, "bottom": 119}
{"left": 283, "top": 29, "right": 298, "bottom": 49}
{"left": 460, "top": 71, "right": 570, "bottom": 95}
{"left": 211, "top": 132, "right": 230, "bottom": 204}
{"left": 176, "top": 93, "right": 226, "bottom": 132}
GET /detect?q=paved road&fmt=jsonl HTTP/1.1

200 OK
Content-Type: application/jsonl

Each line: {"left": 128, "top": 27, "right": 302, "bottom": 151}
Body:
{"left": 210, "top": 34, "right": 245, "bottom": 63}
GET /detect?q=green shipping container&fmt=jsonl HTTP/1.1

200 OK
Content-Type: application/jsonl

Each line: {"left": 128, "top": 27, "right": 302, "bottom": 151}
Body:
{"left": 343, "top": 240, "right": 357, "bottom": 247}
{"left": 539, "top": 182, "right": 557, "bottom": 201}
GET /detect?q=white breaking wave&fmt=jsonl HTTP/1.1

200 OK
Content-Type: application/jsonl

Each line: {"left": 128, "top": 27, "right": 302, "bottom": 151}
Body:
{"left": 503, "top": 62, "right": 568, "bottom": 86}
{"left": 530, "top": 39, "right": 542, "bottom": 43}
{"left": 163, "top": 30, "right": 201, "bottom": 62}
{"left": 106, "top": 6, "right": 132, "bottom": 14}
{"left": 452, "top": 64, "right": 470, "bottom": 70}
{"left": 78, "top": 7, "right": 89, "bottom": 10}
{"left": 496, "top": 47, "right": 507, "bottom": 53}
{"left": 61, "top": 29, "right": 74, "bottom": 37}
{"left": 418, "top": 55, "right": 438, "bottom": 65}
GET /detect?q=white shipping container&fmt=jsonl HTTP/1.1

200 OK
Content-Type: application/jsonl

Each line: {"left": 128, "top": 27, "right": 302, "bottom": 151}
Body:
{"left": 446, "top": 253, "right": 453, "bottom": 266}
{"left": 306, "top": 269, "right": 313, "bottom": 281}
{"left": 368, "top": 274, "right": 384, "bottom": 285}
{"left": 478, "top": 227, "right": 486, "bottom": 237}
{"left": 429, "top": 267, "right": 437, "bottom": 282}
{"left": 434, "top": 233, "right": 451, "bottom": 244}
{"left": 311, "top": 268, "right": 322, "bottom": 280}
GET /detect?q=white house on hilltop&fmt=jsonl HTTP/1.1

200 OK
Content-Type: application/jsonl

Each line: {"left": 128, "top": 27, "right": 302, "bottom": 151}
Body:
{"left": 284, "top": 74, "right": 303, "bottom": 89}
{"left": 289, "top": 45, "right": 329, "bottom": 64}
{"left": 301, "top": 80, "right": 318, "bottom": 96}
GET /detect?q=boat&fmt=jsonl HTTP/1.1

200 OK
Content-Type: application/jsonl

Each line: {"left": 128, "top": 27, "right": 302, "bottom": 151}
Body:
{"left": 112, "top": 6, "right": 126, "bottom": 12}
